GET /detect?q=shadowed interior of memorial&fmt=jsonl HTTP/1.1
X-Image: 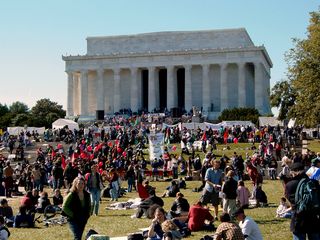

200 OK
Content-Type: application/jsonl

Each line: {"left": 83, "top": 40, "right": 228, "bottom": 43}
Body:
{"left": 159, "top": 69, "right": 167, "bottom": 111}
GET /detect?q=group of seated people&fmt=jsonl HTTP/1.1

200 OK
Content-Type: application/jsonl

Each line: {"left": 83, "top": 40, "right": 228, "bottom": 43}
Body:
{"left": 0, "top": 188, "right": 63, "bottom": 228}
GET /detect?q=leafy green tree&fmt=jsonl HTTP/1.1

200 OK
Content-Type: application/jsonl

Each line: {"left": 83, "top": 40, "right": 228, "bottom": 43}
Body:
{"left": 218, "top": 107, "right": 260, "bottom": 125}
{"left": 270, "top": 80, "right": 296, "bottom": 120}
{"left": 9, "top": 101, "right": 28, "bottom": 115}
{"left": 0, "top": 103, "right": 9, "bottom": 116}
{"left": 30, "top": 98, "right": 65, "bottom": 128}
{"left": 285, "top": 9, "right": 320, "bottom": 127}
{"left": 11, "top": 113, "right": 30, "bottom": 126}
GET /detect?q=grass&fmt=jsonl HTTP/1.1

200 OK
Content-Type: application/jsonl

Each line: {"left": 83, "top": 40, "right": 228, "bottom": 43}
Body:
{"left": 8, "top": 140, "right": 320, "bottom": 240}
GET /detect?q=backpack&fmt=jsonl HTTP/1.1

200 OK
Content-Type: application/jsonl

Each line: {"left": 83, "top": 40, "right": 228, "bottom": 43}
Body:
{"left": 294, "top": 178, "right": 320, "bottom": 215}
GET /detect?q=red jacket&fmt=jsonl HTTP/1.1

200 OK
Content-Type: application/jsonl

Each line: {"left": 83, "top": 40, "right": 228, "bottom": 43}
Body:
{"left": 188, "top": 204, "right": 213, "bottom": 231}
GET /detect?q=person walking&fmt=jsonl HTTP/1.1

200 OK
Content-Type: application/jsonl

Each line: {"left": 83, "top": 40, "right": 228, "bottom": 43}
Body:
{"left": 86, "top": 164, "right": 103, "bottom": 216}
{"left": 62, "top": 176, "right": 91, "bottom": 240}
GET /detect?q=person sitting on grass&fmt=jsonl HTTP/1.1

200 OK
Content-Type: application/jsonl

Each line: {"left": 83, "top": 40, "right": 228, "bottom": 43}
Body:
{"left": 170, "top": 192, "right": 190, "bottom": 221}
{"left": 187, "top": 201, "right": 215, "bottom": 232}
{"left": 0, "top": 199, "right": 14, "bottom": 226}
{"left": 147, "top": 207, "right": 167, "bottom": 240}
{"left": 161, "top": 219, "right": 182, "bottom": 240}
{"left": 161, "top": 180, "right": 180, "bottom": 198}
{"left": 275, "top": 197, "right": 292, "bottom": 218}
{"left": 131, "top": 189, "right": 164, "bottom": 219}
{"left": 0, "top": 215, "right": 10, "bottom": 240}
{"left": 213, "top": 212, "right": 244, "bottom": 240}
{"left": 36, "top": 191, "right": 51, "bottom": 213}
{"left": 14, "top": 205, "right": 34, "bottom": 228}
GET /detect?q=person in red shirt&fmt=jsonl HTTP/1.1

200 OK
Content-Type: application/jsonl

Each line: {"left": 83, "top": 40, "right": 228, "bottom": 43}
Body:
{"left": 187, "top": 201, "right": 215, "bottom": 232}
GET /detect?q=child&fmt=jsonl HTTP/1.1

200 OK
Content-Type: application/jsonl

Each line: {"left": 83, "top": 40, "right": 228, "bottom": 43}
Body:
{"left": 236, "top": 180, "right": 250, "bottom": 209}
{"left": 276, "top": 197, "right": 292, "bottom": 218}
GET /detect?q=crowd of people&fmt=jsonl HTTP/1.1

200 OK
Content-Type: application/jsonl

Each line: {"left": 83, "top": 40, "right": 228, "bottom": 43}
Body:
{"left": 0, "top": 116, "right": 318, "bottom": 240}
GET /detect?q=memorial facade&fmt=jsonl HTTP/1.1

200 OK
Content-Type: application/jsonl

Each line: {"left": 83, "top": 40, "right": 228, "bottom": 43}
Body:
{"left": 62, "top": 28, "right": 272, "bottom": 119}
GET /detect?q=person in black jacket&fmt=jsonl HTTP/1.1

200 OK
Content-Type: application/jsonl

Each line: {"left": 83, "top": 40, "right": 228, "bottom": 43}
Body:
{"left": 222, "top": 170, "right": 238, "bottom": 217}
{"left": 131, "top": 189, "right": 164, "bottom": 219}
{"left": 170, "top": 192, "right": 190, "bottom": 220}
{"left": 285, "top": 162, "right": 320, "bottom": 240}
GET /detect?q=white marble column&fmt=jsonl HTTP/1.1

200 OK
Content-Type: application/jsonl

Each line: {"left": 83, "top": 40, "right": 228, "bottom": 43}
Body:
{"left": 148, "top": 67, "right": 156, "bottom": 112}
{"left": 238, "top": 62, "right": 246, "bottom": 107}
{"left": 184, "top": 65, "right": 192, "bottom": 112}
{"left": 96, "top": 68, "right": 105, "bottom": 111}
{"left": 220, "top": 63, "right": 228, "bottom": 111}
{"left": 130, "top": 67, "right": 138, "bottom": 112}
{"left": 67, "top": 71, "right": 74, "bottom": 116}
{"left": 254, "top": 62, "right": 264, "bottom": 113}
{"left": 113, "top": 68, "right": 121, "bottom": 112}
{"left": 73, "top": 74, "right": 79, "bottom": 115}
{"left": 80, "top": 70, "right": 88, "bottom": 116}
{"left": 167, "top": 66, "right": 176, "bottom": 109}
{"left": 202, "top": 64, "right": 210, "bottom": 112}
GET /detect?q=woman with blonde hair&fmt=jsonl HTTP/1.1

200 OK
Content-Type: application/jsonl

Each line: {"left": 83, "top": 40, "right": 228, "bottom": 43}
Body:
{"left": 161, "top": 220, "right": 182, "bottom": 240}
{"left": 62, "top": 176, "right": 91, "bottom": 240}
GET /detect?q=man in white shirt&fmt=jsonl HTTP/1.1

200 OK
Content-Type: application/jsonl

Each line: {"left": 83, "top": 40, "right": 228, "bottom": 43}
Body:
{"left": 234, "top": 208, "right": 263, "bottom": 240}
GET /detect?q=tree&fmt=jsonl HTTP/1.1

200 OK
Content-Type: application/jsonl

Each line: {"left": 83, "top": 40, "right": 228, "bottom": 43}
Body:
{"left": 0, "top": 103, "right": 9, "bottom": 116}
{"left": 270, "top": 80, "right": 296, "bottom": 120}
{"left": 285, "top": 9, "right": 320, "bottom": 127}
{"left": 30, "top": 98, "right": 65, "bottom": 128}
{"left": 218, "top": 107, "right": 260, "bottom": 125}
{"left": 9, "top": 101, "right": 28, "bottom": 115}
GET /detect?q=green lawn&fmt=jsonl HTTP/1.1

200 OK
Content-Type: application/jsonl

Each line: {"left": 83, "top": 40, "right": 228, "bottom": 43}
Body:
{"left": 9, "top": 140, "right": 320, "bottom": 240}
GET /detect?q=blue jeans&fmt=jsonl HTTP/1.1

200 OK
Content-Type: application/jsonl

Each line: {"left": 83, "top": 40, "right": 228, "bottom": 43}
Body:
{"left": 293, "top": 232, "right": 320, "bottom": 240}
{"left": 127, "top": 177, "right": 134, "bottom": 192}
{"left": 90, "top": 189, "right": 101, "bottom": 215}
{"left": 53, "top": 178, "right": 60, "bottom": 190}
{"left": 68, "top": 221, "right": 86, "bottom": 240}
{"left": 33, "top": 179, "right": 41, "bottom": 191}
{"left": 109, "top": 181, "right": 119, "bottom": 201}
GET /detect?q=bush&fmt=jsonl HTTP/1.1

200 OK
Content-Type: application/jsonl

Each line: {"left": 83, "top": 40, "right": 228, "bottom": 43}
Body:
{"left": 218, "top": 107, "right": 260, "bottom": 125}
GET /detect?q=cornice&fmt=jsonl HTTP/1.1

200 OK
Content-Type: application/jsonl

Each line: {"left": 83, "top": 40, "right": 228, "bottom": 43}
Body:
{"left": 62, "top": 46, "right": 266, "bottom": 61}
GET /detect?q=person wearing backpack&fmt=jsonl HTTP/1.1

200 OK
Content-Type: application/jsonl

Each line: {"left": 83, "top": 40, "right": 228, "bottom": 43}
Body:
{"left": 285, "top": 162, "right": 320, "bottom": 240}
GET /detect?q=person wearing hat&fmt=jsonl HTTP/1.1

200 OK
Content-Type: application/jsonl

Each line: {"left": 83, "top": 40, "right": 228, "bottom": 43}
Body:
{"left": 285, "top": 162, "right": 320, "bottom": 239}
{"left": 233, "top": 208, "right": 262, "bottom": 240}
{"left": 306, "top": 158, "right": 320, "bottom": 178}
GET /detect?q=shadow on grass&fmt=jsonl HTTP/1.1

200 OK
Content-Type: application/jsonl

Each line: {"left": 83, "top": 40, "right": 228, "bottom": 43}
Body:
{"left": 255, "top": 218, "right": 289, "bottom": 225}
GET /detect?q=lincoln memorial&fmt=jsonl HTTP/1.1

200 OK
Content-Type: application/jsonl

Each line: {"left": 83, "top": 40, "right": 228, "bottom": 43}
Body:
{"left": 62, "top": 28, "right": 272, "bottom": 119}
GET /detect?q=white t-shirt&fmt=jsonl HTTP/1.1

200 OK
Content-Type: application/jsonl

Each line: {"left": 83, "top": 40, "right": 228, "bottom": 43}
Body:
{"left": 239, "top": 216, "right": 263, "bottom": 240}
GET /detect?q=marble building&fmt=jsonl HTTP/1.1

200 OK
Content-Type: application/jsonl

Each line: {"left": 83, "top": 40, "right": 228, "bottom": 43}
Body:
{"left": 62, "top": 28, "right": 272, "bottom": 119}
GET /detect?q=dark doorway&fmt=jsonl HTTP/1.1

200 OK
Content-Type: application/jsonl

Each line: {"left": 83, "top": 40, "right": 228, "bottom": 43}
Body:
{"left": 159, "top": 69, "right": 167, "bottom": 111}
{"left": 141, "top": 70, "right": 148, "bottom": 111}
{"left": 177, "top": 68, "right": 185, "bottom": 109}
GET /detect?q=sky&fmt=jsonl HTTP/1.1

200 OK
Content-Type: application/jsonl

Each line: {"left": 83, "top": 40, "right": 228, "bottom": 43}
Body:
{"left": 0, "top": 0, "right": 319, "bottom": 115}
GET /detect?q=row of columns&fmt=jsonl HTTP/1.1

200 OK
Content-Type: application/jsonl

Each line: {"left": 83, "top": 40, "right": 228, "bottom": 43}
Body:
{"left": 66, "top": 62, "right": 266, "bottom": 116}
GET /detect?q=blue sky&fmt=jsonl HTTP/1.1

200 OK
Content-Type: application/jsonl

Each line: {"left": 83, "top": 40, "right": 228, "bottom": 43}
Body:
{"left": 0, "top": 0, "right": 318, "bottom": 114}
